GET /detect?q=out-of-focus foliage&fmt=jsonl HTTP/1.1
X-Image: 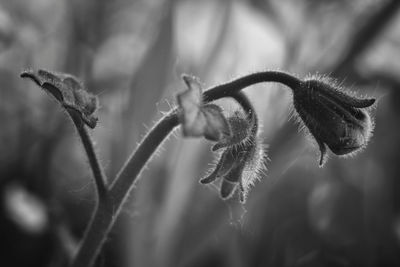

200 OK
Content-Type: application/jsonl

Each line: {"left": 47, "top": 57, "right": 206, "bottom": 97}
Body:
{"left": 1, "top": 0, "right": 400, "bottom": 266}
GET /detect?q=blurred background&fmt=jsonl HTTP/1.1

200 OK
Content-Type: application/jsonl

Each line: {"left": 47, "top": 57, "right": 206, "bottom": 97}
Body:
{"left": 0, "top": 0, "right": 400, "bottom": 266}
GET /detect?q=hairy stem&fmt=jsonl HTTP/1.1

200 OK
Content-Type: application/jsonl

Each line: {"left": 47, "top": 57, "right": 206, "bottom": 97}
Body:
{"left": 68, "top": 110, "right": 108, "bottom": 201}
{"left": 71, "top": 111, "right": 179, "bottom": 267}
{"left": 202, "top": 70, "right": 301, "bottom": 101}
{"left": 70, "top": 70, "right": 301, "bottom": 267}
{"left": 70, "top": 200, "right": 113, "bottom": 267}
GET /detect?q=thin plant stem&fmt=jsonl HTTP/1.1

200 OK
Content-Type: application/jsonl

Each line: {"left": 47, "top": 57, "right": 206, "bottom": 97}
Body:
{"left": 68, "top": 110, "right": 108, "bottom": 201}
{"left": 202, "top": 70, "right": 301, "bottom": 101}
{"left": 70, "top": 70, "right": 301, "bottom": 267}
{"left": 72, "top": 111, "right": 179, "bottom": 267}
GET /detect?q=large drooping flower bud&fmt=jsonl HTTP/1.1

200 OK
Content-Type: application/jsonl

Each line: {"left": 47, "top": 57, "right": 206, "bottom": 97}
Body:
{"left": 200, "top": 111, "right": 267, "bottom": 203}
{"left": 292, "top": 77, "right": 375, "bottom": 166}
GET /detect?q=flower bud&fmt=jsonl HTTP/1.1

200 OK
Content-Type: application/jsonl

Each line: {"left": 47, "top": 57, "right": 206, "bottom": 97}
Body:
{"left": 292, "top": 77, "right": 375, "bottom": 166}
{"left": 200, "top": 111, "right": 267, "bottom": 202}
{"left": 211, "top": 111, "right": 253, "bottom": 151}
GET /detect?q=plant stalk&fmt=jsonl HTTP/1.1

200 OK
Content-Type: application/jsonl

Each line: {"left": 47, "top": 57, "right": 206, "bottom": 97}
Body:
{"left": 70, "top": 70, "right": 301, "bottom": 267}
{"left": 69, "top": 110, "right": 108, "bottom": 201}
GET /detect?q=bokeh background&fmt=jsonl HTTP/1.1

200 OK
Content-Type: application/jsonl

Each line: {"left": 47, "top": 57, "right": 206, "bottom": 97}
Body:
{"left": 1, "top": 0, "right": 400, "bottom": 266}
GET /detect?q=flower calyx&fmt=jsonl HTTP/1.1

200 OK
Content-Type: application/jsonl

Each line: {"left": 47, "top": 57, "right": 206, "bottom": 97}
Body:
{"left": 200, "top": 110, "right": 266, "bottom": 203}
{"left": 292, "top": 76, "right": 375, "bottom": 166}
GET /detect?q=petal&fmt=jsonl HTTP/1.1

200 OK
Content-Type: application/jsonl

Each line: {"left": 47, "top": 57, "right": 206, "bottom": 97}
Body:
{"left": 294, "top": 102, "right": 331, "bottom": 165}
{"left": 200, "top": 148, "right": 236, "bottom": 184}
{"left": 220, "top": 180, "right": 237, "bottom": 199}
{"left": 177, "top": 76, "right": 203, "bottom": 134}
{"left": 309, "top": 79, "right": 375, "bottom": 108}
{"left": 177, "top": 75, "right": 230, "bottom": 141}
{"left": 41, "top": 82, "right": 64, "bottom": 102}
{"left": 317, "top": 139, "right": 328, "bottom": 167}
{"left": 324, "top": 89, "right": 375, "bottom": 108}
{"left": 202, "top": 105, "right": 231, "bottom": 141}
{"left": 318, "top": 93, "right": 367, "bottom": 128}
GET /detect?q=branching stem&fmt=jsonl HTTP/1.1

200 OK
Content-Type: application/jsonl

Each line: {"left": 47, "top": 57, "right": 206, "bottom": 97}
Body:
{"left": 70, "top": 70, "right": 301, "bottom": 267}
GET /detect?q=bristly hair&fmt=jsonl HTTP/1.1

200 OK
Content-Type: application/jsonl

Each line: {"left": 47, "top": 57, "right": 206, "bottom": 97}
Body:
{"left": 290, "top": 73, "right": 375, "bottom": 166}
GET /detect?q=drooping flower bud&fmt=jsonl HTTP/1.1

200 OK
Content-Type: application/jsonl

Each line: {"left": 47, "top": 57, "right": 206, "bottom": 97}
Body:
{"left": 211, "top": 111, "right": 254, "bottom": 151}
{"left": 292, "top": 76, "right": 375, "bottom": 166}
{"left": 200, "top": 111, "right": 267, "bottom": 202}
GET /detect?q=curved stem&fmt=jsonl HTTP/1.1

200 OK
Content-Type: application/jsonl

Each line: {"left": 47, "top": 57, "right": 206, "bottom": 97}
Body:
{"left": 70, "top": 70, "right": 301, "bottom": 267}
{"left": 69, "top": 110, "right": 108, "bottom": 201}
{"left": 109, "top": 112, "right": 179, "bottom": 205}
{"left": 202, "top": 70, "right": 301, "bottom": 102}
{"left": 71, "top": 111, "right": 180, "bottom": 267}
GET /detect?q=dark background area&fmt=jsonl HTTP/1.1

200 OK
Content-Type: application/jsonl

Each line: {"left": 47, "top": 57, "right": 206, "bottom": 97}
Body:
{"left": 0, "top": 0, "right": 400, "bottom": 266}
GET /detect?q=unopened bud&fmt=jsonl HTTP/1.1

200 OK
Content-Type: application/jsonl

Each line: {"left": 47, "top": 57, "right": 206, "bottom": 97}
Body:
{"left": 292, "top": 77, "right": 375, "bottom": 166}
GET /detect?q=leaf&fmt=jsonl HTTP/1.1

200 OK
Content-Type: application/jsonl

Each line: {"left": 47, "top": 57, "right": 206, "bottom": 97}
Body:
{"left": 21, "top": 69, "right": 98, "bottom": 128}
{"left": 177, "top": 75, "right": 230, "bottom": 141}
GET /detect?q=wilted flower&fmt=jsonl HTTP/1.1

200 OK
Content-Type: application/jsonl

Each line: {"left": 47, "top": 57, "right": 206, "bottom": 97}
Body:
{"left": 177, "top": 75, "right": 231, "bottom": 141}
{"left": 200, "top": 111, "right": 267, "bottom": 202}
{"left": 292, "top": 77, "right": 375, "bottom": 166}
{"left": 20, "top": 69, "right": 99, "bottom": 128}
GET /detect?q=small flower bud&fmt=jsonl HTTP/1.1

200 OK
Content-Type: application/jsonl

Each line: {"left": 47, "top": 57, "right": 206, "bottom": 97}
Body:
{"left": 211, "top": 111, "right": 253, "bottom": 151}
{"left": 292, "top": 77, "right": 375, "bottom": 166}
{"left": 200, "top": 111, "right": 267, "bottom": 203}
